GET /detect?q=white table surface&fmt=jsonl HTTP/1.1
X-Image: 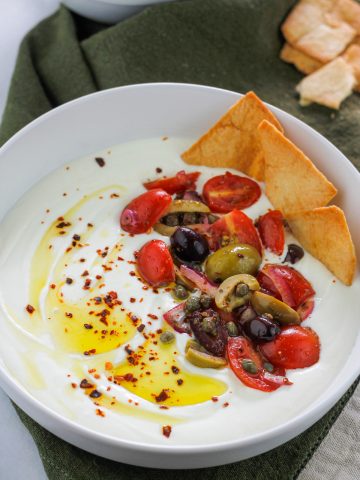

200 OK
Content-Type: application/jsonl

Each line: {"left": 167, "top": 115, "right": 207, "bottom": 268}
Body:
{"left": 0, "top": 2, "right": 359, "bottom": 479}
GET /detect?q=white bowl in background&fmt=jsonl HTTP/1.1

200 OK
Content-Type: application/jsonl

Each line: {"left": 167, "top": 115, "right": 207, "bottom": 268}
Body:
{"left": 62, "top": 0, "right": 176, "bottom": 23}
{"left": 0, "top": 83, "right": 359, "bottom": 468}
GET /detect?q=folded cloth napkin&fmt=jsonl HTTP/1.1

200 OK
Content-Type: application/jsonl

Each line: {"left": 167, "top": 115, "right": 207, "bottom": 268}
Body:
{"left": 1, "top": 1, "right": 359, "bottom": 479}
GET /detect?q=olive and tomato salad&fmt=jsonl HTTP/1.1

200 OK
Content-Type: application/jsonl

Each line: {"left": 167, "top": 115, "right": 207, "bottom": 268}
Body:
{"left": 120, "top": 170, "right": 320, "bottom": 393}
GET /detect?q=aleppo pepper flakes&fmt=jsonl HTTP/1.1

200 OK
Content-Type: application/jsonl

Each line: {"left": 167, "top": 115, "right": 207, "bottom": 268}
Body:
{"left": 89, "top": 389, "right": 102, "bottom": 399}
{"left": 155, "top": 389, "right": 170, "bottom": 403}
{"left": 26, "top": 304, "right": 35, "bottom": 314}
{"left": 95, "top": 157, "right": 106, "bottom": 167}
{"left": 80, "top": 379, "right": 94, "bottom": 389}
{"left": 162, "top": 425, "right": 172, "bottom": 438}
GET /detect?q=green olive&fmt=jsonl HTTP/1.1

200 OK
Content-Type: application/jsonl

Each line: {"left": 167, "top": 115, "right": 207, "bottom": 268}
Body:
{"left": 185, "top": 347, "right": 227, "bottom": 369}
{"left": 185, "top": 339, "right": 207, "bottom": 353}
{"left": 205, "top": 244, "right": 261, "bottom": 282}
{"left": 250, "top": 291, "right": 300, "bottom": 325}
{"left": 215, "top": 274, "right": 260, "bottom": 312}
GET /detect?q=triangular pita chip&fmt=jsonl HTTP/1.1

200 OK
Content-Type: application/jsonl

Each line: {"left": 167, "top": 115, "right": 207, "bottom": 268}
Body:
{"left": 287, "top": 206, "right": 356, "bottom": 285}
{"left": 296, "top": 57, "right": 356, "bottom": 109}
{"left": 258, "top": 120, "right": 337, "bottom": 214}
{"left": 280, "top": 42, "right": 324, "bottom": 74}
{"left": 281, "top": 0, "right": 336, "bottom": 45}
{"left": 295, "top": 20, "right": 356, "bottom": 63}
{"left": 342, "top": 43, "right": 360, "bottom": 91}
{"left": 331, "top": 0, "right": 360, "bottom": 34}
{"left": 181, "top": 91, "right": 283, "bottom": 182}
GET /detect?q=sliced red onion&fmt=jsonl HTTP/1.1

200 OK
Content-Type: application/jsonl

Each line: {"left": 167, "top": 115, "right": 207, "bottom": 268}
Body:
{"left": 179, "top": 265, "right": 218, "bottom": 297}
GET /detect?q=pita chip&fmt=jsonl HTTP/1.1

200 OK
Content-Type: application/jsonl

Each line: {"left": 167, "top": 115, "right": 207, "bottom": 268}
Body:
{"left": 295, "top": 21, "right": 356, "bottom": 63}
{"left": 296, "top": 57, "right": 356, "bottom": 109}
{"left": 258, "top": 120, "right": 337, "bottom": 215}
{"left": 287, "top": 206, "right": 356, "bottom": 285}
{"left": 181, "top": 91, "right": 283, "bottom": 182}
{"left": 331, "top": 0, "right": 360, "bottom": 35}
{"left": 281, "top": 0, "right": 336, "bottom": 45}
{"left": 280, "top": 42, "right": 324, "bottom": 74}
{"left": 342, "top": 43, "right": 360, "bottom": 91}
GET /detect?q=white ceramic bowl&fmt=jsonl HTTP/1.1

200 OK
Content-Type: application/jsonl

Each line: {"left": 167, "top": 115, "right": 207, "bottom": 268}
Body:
{"left": 0, "top": 83, "right": 359, "bottom": 469}
{"left": 62, "top": 0, "right": 176, "bottom": 23}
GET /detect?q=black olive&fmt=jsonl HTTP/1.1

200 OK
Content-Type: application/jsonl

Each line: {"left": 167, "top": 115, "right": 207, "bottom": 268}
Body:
{"left": 242, "top": 314, "right": 280, "bottom": 343}
{"left": 189, "top": 309, "right": 228, "bottom": 356}
{"left": 170, "top": 227, "right": 209, "bottom": 263}
{"left": 284, "top": 244, "right": 304, "bottom": 264}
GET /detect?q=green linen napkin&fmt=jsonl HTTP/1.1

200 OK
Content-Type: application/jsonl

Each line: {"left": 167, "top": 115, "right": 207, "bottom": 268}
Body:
{"left": 1, "top": 1, "right": 359, "bottom": 479}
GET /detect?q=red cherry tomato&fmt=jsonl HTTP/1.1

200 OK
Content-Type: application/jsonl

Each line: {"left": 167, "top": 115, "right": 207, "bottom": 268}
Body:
{"left": 202, "top": 172, "right": 261, "bottom": 213}
{"left": 259, "top": 326, "right": 320, "bottom": 369}
{"left": 137, "top": 240, "right": 175, "bottom": 287}
{"left": 227, "top": 337, "right": 291, "bottom": 392}
{"left": 257, "top": 210, "right": 285, "bottom": 255}
{"left": 143, "top": 171, "right": 200, "bottom": 195}
{"left": 209, "top": 210, "right": 262, "bottom": 254}
{"left": 120, "top": 188, "right": 171, "bottom": 234}
{"left": 258, "top": 264, "right": 315, "bottom": 310}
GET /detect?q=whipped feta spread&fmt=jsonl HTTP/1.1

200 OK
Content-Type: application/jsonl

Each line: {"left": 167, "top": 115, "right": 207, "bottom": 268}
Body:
{"left": 0, "top": 137, "right": 358, "bottom": 446}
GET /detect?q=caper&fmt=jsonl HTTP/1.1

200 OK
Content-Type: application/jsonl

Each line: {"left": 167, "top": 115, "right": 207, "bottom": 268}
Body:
{"left": 173, "top": 284, "right": 188, "bottom": 300}
{"left": 241, "top": 358, "right": 258, "bottom": 374}
{"left": 235, "top": 283, "right": 249, "bottom": 297}
{"left": 264, "top": 362, "right": 274, "bottom": 373}
{"left": 201, "top": 317, "right": 217, "bottom": 335}
{"left": 160, "top": 331, "right": 175, "bottom": 344}
{"left": 205, "top": 244, "right": 261, "bottom": 282}
{"left": 215, "top": 274, "right": 260, "bottom": 312}
{"left": 200, "top": 294, "right": 212, "bottom": 309}
{"left": 226, "top": 321, "right": 238, "bottom": 337}
{"left": 185, "top": 291, "right": 202, "bottom": 312}
{"left": 163, "top": 213, "right": 179, "bottom": 227}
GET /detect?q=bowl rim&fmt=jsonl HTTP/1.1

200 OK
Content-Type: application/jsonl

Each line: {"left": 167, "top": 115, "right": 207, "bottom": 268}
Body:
{"left": 0, "top": 81, "right": 359, "bottom": 457}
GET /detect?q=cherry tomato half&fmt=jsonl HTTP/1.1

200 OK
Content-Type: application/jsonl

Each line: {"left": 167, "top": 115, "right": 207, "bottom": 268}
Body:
{"left": 143, "top": 171, "right": 200, "bottom": 195}
{"left": 227, "top": 337, "right": 290, "bottom": 392}
{"left": 120, "top": 188, "right": 171, "bottom": 234}
{"left": 259, "top": 325, "right": 320, "bottom": 369}
{"left": 257, "top": 210, "right": 285, "bottom": 255}
{"left": 202, "top": 172, "right": 261, "bottom": 213}
{"left": 209, "top": 209, "right": 262, "bottom": 254}
{"left": 137, "top": 239, "right": 175, "bottom": 287}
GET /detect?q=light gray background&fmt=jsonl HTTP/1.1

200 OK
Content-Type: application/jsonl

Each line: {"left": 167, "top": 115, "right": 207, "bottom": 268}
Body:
{"left": 0, "top": 1, "right": 359, "bottom": 479}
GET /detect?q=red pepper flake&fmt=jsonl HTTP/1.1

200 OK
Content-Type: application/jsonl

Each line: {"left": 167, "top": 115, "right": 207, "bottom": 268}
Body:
{"left": 26, "top": 304, "right": 35, "bottom": 314}
{"left": 159, "top": 405, "right": 169, "bottom": 409}
{"left": 211, "top": 396, "right": 219, "bottom": 402}
{"left": 156, "top": 167, "right": 163, "bottom": 173}
{"left": 95, "top": 408, "right": 105, "bottom": 417}
{"left": 50, "top": 283, "right": 56, "bottom": 289}
{"left": 171, "top": 366, "right": 180, "bottom": 374}
{"left": 162, "top": 425, "right": 172, "bottom": 438}
{"left": 84, "top": 348, "right": 96, "bottom": 356}
{"left": 81, "top": 270, "right": 89, "bottom": 277}
{"left": 125, "top": 345, "right": 134, "bottom": 355}
{"left": 65, "top": 277, "right": 73, "bottom": 285}
{"left": 56, "top": 221, "right": 71, "bottom": 229}
{"left": 80, "top": 258, "right": 86, "bottom": 263}
{"left": 65, "top": 312, "right": 73, "bottom": 318}
{"left": 223, "top": 402, "right": 230, "bottom": 408}
{"left": 105, "top": 361, "right": 113, "bottom": 370}
{"left": 155, "top": 389, "right": 170, "bottom": 403}
{"left": 71, "top": 383, "right": 77, "bottom": 389}
{"left": 129, "top": 298, "right": 136, "bottom": 303}
{"left": 95, "top": 157, "right": 106, "bottom": 167}
{"left": 148, "top": 314, "right": 158, "bottom": 320}
{"left": 110, "top": 193, "right": 119, "bottom": 198}
{"left": 83, "top": 278, "right": 92, "bottom": 290}
{"left": 177, "top": 379, "right": 184, "bottom": 386}
{"left": 129, "top": 271, "right": 136, "bottom": 277}
{"left": 84, "top": 323, "right": 93, "bottom": 329}
{"left": 90, "top": 389, "right": 102, "bottom": 399}
{"left": 137, "top": 324, "right": 145, "bottom": 333}
{"left": 80, "top": 379, "right": 94, "bottom": 389}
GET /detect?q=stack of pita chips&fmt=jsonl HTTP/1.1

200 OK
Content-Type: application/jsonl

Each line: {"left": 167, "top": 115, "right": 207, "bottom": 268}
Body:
{"left": 280, "top": 0, "right": 360, "bottom": 109}
{"left": 182, "top": 92, "right": 356, "bottom": 285}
